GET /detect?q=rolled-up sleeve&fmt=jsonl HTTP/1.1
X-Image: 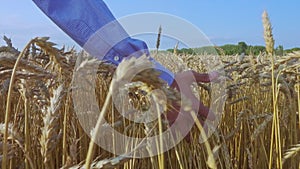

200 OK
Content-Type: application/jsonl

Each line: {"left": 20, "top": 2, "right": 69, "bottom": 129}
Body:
{"left": 33, "top": 0, "right": 174, "bottom": 85}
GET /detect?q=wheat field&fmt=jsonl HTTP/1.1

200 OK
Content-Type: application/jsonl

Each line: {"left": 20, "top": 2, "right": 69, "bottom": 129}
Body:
{"left": 0, "top": 11, "right": 300, "bottom": 169}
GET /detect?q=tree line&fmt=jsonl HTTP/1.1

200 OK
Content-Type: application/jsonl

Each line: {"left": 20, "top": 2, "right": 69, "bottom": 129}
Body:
{"left": 166, "top": 42, "right": 300, "bottom": 56}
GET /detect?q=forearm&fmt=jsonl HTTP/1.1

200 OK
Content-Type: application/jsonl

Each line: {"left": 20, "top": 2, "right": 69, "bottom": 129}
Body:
{"left": 33, "top": 0, "right": 174, "bottom": 85}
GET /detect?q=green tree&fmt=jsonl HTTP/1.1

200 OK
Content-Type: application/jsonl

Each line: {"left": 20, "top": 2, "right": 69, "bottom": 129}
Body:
{"left": 275, "top": 45, "right": 284, "bottom": 56}
{"left": 238, "top": 41, "right": 247, "bottom": 54}
{"left": 221, "top": 44, "right": 239, "bottom": 55}
{"left": 247, "top": 45, "right": 266, "bottom": 55}
{"left": 285, "top": 47, "right": 300, "bottom": 53}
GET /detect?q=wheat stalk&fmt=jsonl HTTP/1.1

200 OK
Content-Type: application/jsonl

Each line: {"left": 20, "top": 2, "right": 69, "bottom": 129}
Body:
{"left": 85, "top": 55, "right": 155, "bottom": 168}
{"left": 262, "top": 11, "right": 283, "bottom": 169}
{"left": 156, "top": 25, "right": 162, "bottom": 53}
{"left": 2, "top": 38, "right": 36, "bottom": 169}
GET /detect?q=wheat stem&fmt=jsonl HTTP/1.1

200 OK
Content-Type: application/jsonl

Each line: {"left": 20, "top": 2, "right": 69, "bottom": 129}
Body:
{"left": 155, "top": 99, "right": 164, "bottom": 169}
{"left": 62, "top": 96, "right": 69, "bottom": 166}
{"left": 24, "top": 89, "right": 30, "bottom": 169}
{"left": 191, "top": 111, "right": 217, "bottom": 169}
{"left": 85, "top": 87, "right": 112, "bottom": 169}
{"left": 2, "top": 39, "right": 35, "bottom": 169}
{"left": 262, "top": 10, "right": 283, "bottom": 169}
{"left": 156, "top": 25, "right": 162, "bottom": 54}
{"left": 297, "top": 71, "right": 300, "bottom": 130}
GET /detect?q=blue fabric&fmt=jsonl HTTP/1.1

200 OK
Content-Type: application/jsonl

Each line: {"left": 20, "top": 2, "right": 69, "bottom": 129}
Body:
{"left": 33, "top": 0, "right": 174, "bottom": 85}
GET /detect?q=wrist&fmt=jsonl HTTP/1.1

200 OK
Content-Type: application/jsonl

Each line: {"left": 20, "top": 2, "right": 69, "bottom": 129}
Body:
{"left": 150, "top": 58, "right": 175, "bottom": 86}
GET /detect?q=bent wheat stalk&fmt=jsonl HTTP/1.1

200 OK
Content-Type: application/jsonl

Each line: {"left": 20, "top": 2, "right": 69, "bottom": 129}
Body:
{"left": 2, "top": 38, "right": 36, "bottom": 169}
{"left": 84, "top": 88, "right": 112, "bottom": 169}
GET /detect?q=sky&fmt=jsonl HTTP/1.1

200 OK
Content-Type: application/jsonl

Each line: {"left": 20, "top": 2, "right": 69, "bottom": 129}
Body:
{"left": 0, "top": 0, "right": 299, "bottom": 50}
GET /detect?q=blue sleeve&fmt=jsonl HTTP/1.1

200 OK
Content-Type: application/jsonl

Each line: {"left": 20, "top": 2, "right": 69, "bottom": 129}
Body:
{"left": 33, "top": 0, "right": 174, "bottom": 85}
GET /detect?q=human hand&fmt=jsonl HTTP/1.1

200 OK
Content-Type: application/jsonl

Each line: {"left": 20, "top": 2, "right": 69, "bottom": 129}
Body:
{"left": 166, "top": 70, "right": 221, "bottom": 141}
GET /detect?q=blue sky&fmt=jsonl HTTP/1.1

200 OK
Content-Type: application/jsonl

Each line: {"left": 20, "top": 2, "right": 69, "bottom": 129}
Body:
{"left": 0, "top": 0, "right": 299, "bottom": 50}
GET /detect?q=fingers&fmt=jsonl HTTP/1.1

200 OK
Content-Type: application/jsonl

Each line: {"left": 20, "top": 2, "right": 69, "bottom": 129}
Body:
{"left": 166, "top": 70, "right": 217, "bottom": 143}
{"left": 192, "top": 70, "right": 211, "bottom": 83}
{"left": 166, "top": 102, "right": 180, "bottom": 123}
{"left": 168, "top": 109, "right": 194, "bottom": 142}
{"left": 170, "top": 79, "right": 179, "bottom": 91}
{"left": 167, "top": 107, "right": 207, "bottom": 143}
{"left": 208, "top": 71, "right": 220, "bottom": 82}
{"left": 179, "top": 83, "right": 215, "bottom": 121}
{"left": 190, "top": 94, "right": 215, "bottom": 121}
{"left": 196, "top": 100, "right": 215, "bottom": 121}
{"left": 169, "top": 86, "right": 215, "bottom": 121}
{"left": 192, "top": 70, "right": 220, "bottom": 83}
